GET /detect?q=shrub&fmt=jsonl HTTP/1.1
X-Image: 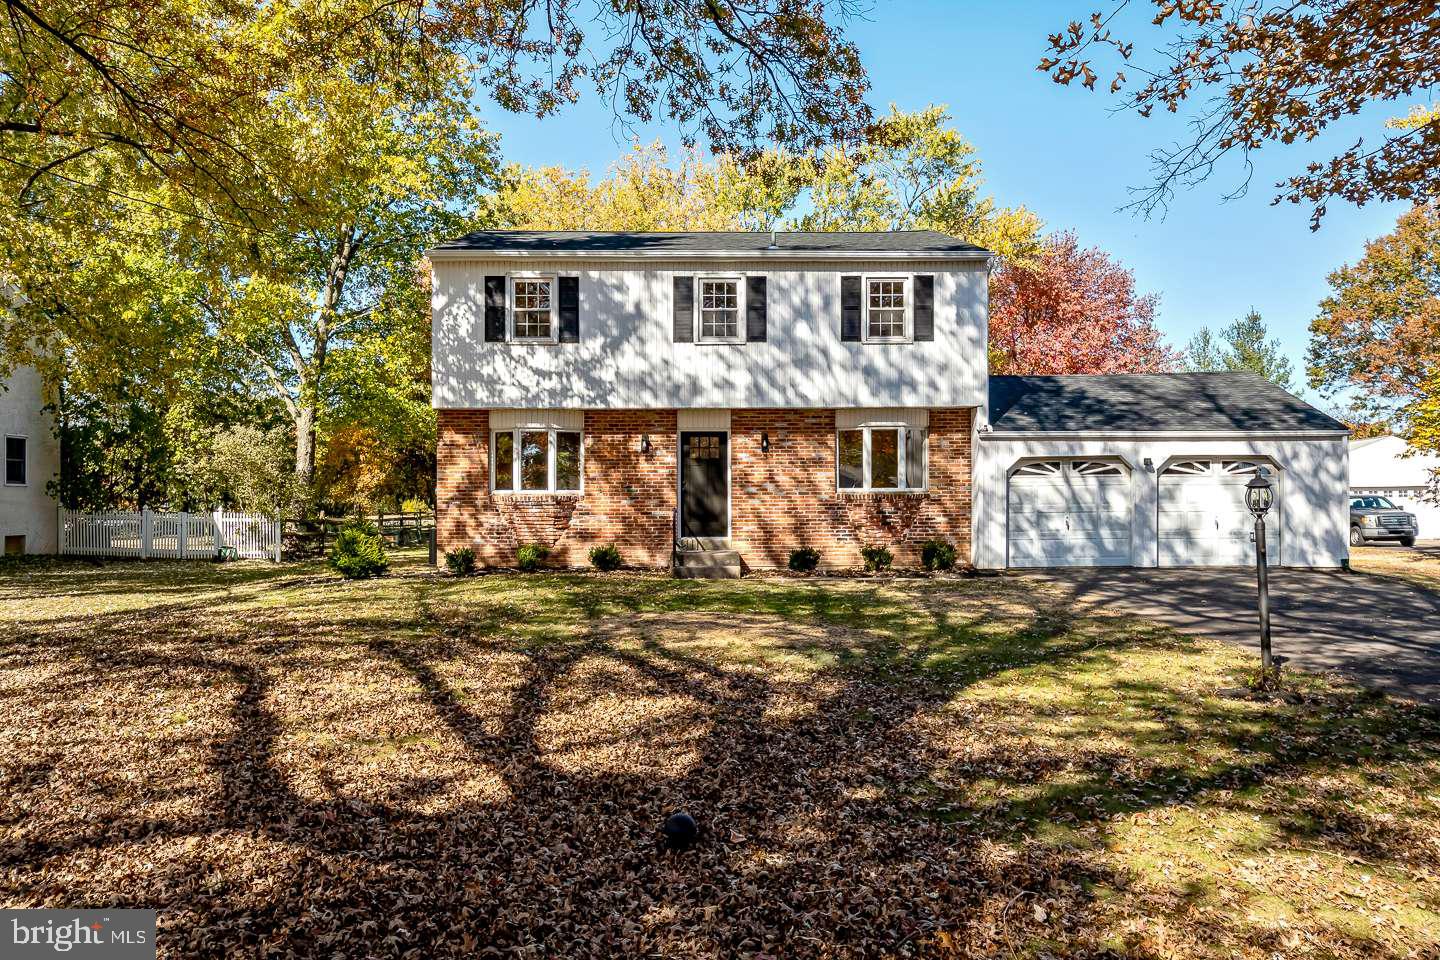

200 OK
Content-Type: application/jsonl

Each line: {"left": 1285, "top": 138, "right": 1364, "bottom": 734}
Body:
{"left": 516, "top": 543, "right": 550, "bottom": 571}
{"left": 400, "top": 497, "right": 429, "bottom": 514}
{"left": 788, "top": 547, "right": 821, "bottom": 572}
{"left": 860, "top": 545, "right": 893, "bottom": 573}
{"left": 329, "top": 519, "right": 388, "bottom": 579}
{"left": 444, "top": 547, "right": 477, "bottom": 576}
{"left": 921, "top": 539, "right": 957, "bottom": 572}
{"left": 589, "top": 544, "right": 623, "bottom": 571}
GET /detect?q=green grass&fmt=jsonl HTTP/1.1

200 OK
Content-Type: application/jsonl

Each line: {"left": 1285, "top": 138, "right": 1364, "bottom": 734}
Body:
{"left": 1, "top": 550, "right": 1437, "bottom": 958}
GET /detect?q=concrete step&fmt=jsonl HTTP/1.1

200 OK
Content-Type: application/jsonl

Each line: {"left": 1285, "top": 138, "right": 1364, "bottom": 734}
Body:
{"left": 677, "top": 536, "right": 732, "bottom": 552}
{"left": 673, "top": 548, "right": 743, "bottom": 579}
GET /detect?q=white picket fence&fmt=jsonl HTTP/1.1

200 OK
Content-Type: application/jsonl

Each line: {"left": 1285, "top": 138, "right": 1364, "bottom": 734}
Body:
{"left": 59, "top": 509, "right": 282, "bottom": 561}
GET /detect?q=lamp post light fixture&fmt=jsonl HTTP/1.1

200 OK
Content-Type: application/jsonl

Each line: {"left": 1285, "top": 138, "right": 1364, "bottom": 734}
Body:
{"left": 1244, "top": 469, "right": 1276, "bottom": 681}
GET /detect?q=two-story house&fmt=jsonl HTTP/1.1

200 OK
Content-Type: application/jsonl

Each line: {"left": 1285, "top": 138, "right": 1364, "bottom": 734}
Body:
{"left": 1, "top": 365, "right": 60, "bottom": 555}
{"left": 429, "top": 231, "right": 1349, "bottom": 573}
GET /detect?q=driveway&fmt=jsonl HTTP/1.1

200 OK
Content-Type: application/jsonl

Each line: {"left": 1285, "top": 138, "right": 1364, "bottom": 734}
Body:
{"left": 1029, "top": 556, "right": 1440, "bottom": 704}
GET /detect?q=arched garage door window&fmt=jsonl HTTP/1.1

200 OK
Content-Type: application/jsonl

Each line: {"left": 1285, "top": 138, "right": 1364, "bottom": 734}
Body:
{"left": 1007, "top": 459, "right": 1131, "bottom": 568}
{"left": 1158, "top": 459, "right": 1280, "bottom": 566}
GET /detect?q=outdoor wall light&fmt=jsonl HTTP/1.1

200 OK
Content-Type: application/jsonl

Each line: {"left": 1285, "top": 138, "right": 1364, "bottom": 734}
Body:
{"left": 641, "top": 434, "right": 651, "bottom": 455}
{"left": 1143, "top": 457, "right": 1154, "bottom": 472}
{"left": 761, "top": 431, "right": 770, "bottom": 453}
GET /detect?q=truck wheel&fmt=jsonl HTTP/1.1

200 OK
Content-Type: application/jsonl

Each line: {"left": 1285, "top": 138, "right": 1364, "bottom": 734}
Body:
{"left": 1350, "top": 526, "right": 1365, "bottom": 547}
{"left": 1401, "top": 536, "right": 1416, "bottom": 547}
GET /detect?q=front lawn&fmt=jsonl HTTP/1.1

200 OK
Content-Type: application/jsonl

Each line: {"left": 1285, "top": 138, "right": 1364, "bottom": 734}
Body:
{"left": 2, "top": 552, "right": 1438, "bottom": 958}
{"left": 1350, "top": 543, "right": 1440, "bottom": 591}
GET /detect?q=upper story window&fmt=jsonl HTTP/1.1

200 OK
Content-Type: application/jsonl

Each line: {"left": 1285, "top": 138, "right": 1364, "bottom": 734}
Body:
{"left": 698, "top": 277, "right": 743, "bottom": 343}
{"left": 493, "top": 428, "right": 582, "bottom": 493}
{"left": 510, "top": 275, "right": 556, "bottom": 342}
{"left": 865, "top": 276, "right": 909, "bottom": 342}
{"left": 4, "top": 436, "right": 25, "bottom": 486}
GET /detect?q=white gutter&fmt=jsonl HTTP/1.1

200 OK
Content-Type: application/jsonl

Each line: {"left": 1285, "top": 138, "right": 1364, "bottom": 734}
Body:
{"left": 425, "top": 247, "right": 993, "bottom": 262}
{"left": 983, "top": 429, "right": 1350, "bottom": 441}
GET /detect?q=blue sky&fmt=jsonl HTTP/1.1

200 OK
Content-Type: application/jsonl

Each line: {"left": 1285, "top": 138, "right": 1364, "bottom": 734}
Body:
{"left": 479, "top": 1, "right": 1410, "bottom": 402}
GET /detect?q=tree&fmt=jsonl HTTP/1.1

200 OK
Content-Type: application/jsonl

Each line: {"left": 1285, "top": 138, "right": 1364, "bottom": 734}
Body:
{"left": 1, "top": 0, "right": 872, "bottom": 217}
{"left": 1309, "top": 202, "right": 1440, "bottom": 454}
{"left": 1185, "top": 310, "right": 1295, "bottom": 389}
{"left": 1041, "top": 2, "right": 1440, "bottom": 226}
{"left": 496, "top": 105, "right": 1043, "bottom": 264}
{"left": 793, "top": 105, "right": 1044, "bottom": 264}
{"left": 989, "top": 231, "right": 1177, "bottom": 375}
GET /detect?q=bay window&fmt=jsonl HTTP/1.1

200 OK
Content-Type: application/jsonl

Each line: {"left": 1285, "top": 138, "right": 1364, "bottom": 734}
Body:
{"left": 493, "top": 428, "right": 582, "bottom": 492}
{"left": 837, "top": 426, "right": 926, "bottom": 491}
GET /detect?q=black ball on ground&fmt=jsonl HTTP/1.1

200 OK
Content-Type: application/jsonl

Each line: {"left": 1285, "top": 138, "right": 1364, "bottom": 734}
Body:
{"left": 662, "top": 812, "right": 698, "bottom": 851}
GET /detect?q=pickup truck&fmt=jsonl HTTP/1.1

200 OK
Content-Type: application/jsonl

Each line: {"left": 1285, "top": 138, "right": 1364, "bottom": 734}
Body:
{"left": 1349, "top": 495, "right": 1418, "bottom": 547}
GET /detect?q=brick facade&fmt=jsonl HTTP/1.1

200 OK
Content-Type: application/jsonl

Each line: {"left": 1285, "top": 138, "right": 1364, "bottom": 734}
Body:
{"left": 436, "top": 407, "right": 972, "bottom": 571}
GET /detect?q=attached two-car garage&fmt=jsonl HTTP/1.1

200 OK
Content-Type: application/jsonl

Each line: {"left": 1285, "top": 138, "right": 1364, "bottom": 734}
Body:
{"left": 975, "top": 373, "right": 1351, "bottom": 570}
{"left": 1006, "top": 455, "right": 1284, "bottom": 568}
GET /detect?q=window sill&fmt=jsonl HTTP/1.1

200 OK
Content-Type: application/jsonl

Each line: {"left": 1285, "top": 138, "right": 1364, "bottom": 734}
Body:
{"left": 509, "top": 338, "right": 560, "bottom": 345}
{"left": 492, "top": 490, "right": 582, "bottom": 498}
{"left": 838, "top": 488, "right": 928, "bottom": 497}
{"left": 695, "top": 338, "right": 747, "bottom": 346}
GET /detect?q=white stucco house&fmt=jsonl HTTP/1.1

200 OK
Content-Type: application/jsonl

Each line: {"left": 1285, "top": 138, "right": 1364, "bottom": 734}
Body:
{"left": 0, "top": 365, "right": 59, "bottom": 555}
{"left": 1349, "top": 434, "right": 1440, "bottom": 539}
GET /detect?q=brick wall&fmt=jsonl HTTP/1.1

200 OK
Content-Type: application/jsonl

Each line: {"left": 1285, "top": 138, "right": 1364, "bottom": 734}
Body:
{"left": 435, "top": 408, "right": 677, "bottom": 568}
{"left": 437, "top": 407, "right": 971, "bottom": 570}
{"left": 730, "top": 408, "right": 972, "bottom": 569}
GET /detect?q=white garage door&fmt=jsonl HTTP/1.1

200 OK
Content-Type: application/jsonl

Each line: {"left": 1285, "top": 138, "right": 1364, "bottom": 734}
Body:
{"left": 1007, "top": 460, "right": 1132, "bottom": 567}
{"left": 1158, "top": 459, "right": 1280, "bottom": 566}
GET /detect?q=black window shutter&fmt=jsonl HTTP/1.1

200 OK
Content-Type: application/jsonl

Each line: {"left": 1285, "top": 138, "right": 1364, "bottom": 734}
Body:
{"left": 484, "top": 276, "right": 507, "bottom": 342}
{"left": 913, "top": 275, "right": 935, "bottom": 342}
{"left": 673, "top": 275, "right": 694, "bottom": 342}
{"left": 558, "top": 275, "right": 579, "bottom": 343}
{"left": 840, "top": 275, "right": 862, "bottom": 342}
{"left": 746, "top": 276, "right": 767, "bottom": 342}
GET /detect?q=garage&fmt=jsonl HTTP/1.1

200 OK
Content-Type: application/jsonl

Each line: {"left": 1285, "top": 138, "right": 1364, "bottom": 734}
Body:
{"left": 1007, "top": 459, "right": 1132, "bottom": 567}
{"left": 1158, "top": 458, "right": 1280, "bottom": 566}
{"left": 975, "top": 373, "right": 1351, "bottom": 570}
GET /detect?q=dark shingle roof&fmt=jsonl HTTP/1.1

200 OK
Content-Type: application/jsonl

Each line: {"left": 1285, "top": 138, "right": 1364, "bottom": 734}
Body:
{"left": 430, "top": 230, "right": 988, "bottom": 256}
{"left": 988, "top": 373, "right": 1347, "bottom": 434}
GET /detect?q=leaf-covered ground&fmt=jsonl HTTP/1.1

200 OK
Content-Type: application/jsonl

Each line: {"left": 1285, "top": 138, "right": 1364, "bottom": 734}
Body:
{"left": 2, "top": 551, "right": 1438, "bottom": 958}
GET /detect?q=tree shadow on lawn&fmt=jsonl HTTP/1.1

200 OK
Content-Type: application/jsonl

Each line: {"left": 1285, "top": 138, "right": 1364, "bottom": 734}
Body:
{"left": 2, "top": 562, "right": 1439, "bottom": 958}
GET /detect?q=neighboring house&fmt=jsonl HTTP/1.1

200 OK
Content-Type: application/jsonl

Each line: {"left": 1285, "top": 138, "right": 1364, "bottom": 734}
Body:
{"left": 1349, "top": 434, "right": 1440, "bottom": 539}
{"left": 0, "top": 366, "right": 59, "bottom": 555}
{"left": 429, "top": 231, "right": 1349, "bottom": 571}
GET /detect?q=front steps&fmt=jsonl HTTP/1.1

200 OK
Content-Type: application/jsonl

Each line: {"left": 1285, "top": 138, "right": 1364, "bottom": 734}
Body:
{"left": 673, "top": 537, "right": 743, "bottom": 579}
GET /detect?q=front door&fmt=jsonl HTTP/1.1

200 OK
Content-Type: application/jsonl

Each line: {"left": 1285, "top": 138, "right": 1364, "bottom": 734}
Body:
{"left": 680, "top": 431, "right": 728, "bottom": 538}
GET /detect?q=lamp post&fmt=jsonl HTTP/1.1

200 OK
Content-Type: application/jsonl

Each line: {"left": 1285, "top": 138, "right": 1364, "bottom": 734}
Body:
{"left": 1244, "top": 470, "right": 1276, "bottom": 679}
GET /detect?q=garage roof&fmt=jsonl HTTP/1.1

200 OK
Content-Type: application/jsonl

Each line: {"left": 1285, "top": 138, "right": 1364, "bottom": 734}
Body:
{"left": 428, "top": 230, "right": 989, "bottom": 258}
{"left": 987, "top": 373, "right": 1348, "bottom": 434}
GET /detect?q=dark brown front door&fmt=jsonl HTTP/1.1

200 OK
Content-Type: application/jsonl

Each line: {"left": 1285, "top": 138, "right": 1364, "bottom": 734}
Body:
{"left": 681, "top": 432, "right": 728, "bottom": 538}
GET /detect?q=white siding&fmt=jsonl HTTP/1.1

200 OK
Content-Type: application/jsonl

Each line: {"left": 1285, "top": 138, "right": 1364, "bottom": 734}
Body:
{"left": 973, "top": 434, "right": 1349, "bottom": 569}
{"left": 0, "top": 366, "right": 59, "bottom": 553}
{"left": 677, "top": 409, "right": 731, "bottom": 432}
{"left": 431, "top": 258, "right": 988, "bottom": 409}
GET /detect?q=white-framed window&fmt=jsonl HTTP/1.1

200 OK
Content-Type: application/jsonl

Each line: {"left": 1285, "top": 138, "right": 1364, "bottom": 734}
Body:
{"left": 837, "top": 426, "right": 926, "bottom": 492}
{"left": 696, "top": 276, "right": 744, "bottom": 343}
{"left": 492, "top": 428, "right": 582, "bottom": 493}
{"left": 509, "top": 274, "right": 557, "bottom": 342}
{"left": 3, "top": 435, "right": 25, "bottom": 486}
{"left": 864, "top": 275, "right": 910, "bottom": 342}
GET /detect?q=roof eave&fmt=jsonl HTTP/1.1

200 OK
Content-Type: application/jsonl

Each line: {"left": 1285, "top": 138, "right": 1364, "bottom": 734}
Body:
{"left": 425, "top": 247, "right": 993, "bottom": 261}
{"left": 982, "top": 428, "right": 1351, "bottom": 440}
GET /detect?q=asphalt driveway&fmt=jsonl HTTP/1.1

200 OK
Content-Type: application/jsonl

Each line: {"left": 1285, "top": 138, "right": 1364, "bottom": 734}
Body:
{"left": 1029, "top": 555, "right": 1440, "bottom": 704}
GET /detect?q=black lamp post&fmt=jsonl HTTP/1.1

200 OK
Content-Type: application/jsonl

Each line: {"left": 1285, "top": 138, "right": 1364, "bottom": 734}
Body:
{"left": 1244, "top": 470, "right": 1276, "bottom": 678}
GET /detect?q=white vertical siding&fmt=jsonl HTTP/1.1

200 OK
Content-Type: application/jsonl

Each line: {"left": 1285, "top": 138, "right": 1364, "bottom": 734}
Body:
{"left": 431, "top": 258, "right": 988, "bottom": 409}
{"left": 0, "top": 366, "right": 59, "bottom": 554}
{"left": 972, "top": 435, "right": 1350, "bottom": 569}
